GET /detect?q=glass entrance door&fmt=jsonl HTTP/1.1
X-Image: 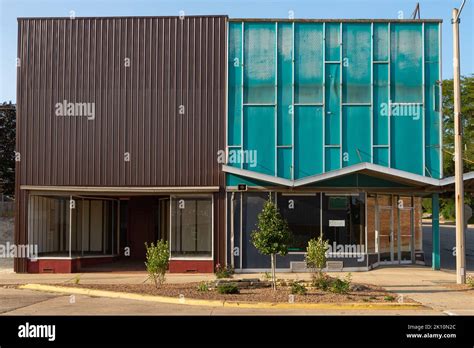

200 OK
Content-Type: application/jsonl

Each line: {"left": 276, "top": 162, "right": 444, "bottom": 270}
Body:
{"left": 398, "top": 208, "right": 414, "bottom": 263}
{"left": 376, "top": 204, "right": 414, "bottom": 264}
{"left": 376, "top": 206, "right": 393, "bottom": 263}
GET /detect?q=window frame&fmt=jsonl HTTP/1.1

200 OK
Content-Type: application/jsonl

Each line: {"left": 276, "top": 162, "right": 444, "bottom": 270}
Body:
{"left": 169, "top": 194, "right": 214, "bottom": 261}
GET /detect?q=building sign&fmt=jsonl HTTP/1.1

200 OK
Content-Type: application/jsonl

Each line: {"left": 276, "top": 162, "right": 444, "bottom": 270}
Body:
{"left": 329, "top": 220, "right": 345, "bottom": 227}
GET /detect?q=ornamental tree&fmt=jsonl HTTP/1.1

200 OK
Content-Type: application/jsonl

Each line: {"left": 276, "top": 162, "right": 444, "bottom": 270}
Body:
{"left": 251, "top": 195, "right": 292, "bottom": 290}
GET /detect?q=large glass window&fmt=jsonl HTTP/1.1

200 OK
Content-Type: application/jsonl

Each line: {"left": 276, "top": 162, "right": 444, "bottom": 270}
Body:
{"left": 170, "top": 196, "right": 212, "bottom": 258}
{"left": 28, "top": 195, "right": 117, "bottom": 257}
{"left": 277, "top": 193, "right": 321, "bottom": 252}
{"left": 322, "top": 193, "right": 366, "bottom": 247}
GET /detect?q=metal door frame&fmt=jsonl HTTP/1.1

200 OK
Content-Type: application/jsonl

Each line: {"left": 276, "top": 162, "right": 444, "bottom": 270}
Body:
{"left": 376, "top": 203, "right": 395, "bottom": 264}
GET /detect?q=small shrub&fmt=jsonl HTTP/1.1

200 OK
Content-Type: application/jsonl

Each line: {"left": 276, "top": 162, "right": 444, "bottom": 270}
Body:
{"left": 330, "top": 273, "right": 352, "bottom": 294}
{"left": 144, "top": 240, "right": 170, "bottom": 287}
{"left": 73, "top": 275, "right": 81, "bottom": 285}
{"left": 197, "top": 282, "right": 209, "bottom": 292}
{"left": 263, "top": 271, "right": 272, "bottom": 281}
{"left": 215, "top": 263, "right": 234, "bottom": 279}
{"left": 217, "top": 283, "right": 239, "bottom": 294}
{"left": 467, "top": 275, "right": 474, "bottom": 288}
{"left": 290, "top": 282, "right": 307, "bottom": 295}
{"left": 305, "top": 235, "right": 329, "bottom": 273}
{"left": 312, "top": 272, "right": 333, "bottom": 291}
{"left": 384, "top": 295, "right": 396, "bottom": 302}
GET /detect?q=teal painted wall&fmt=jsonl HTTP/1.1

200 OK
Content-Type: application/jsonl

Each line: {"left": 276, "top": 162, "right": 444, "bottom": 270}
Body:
{"left": 227, "top": 20, "right": 442, "bottom": 186}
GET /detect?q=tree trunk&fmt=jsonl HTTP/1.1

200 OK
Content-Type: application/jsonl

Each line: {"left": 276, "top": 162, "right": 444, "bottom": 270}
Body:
{"left": 271, "top": 253, "right": 276, "bottom": 291}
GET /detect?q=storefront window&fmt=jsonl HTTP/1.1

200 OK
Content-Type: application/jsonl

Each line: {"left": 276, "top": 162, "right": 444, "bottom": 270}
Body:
{"left": 28, "top": 196, "right": 117, "bottom": 257}
{"left": 322, "top": 193, "right": 366, "bottom": 248}
{"left": 170, "top": 197, "right": 212, "bottom": 258}
{"left": 277, "top": 193, "right": 321, "bottom": 252}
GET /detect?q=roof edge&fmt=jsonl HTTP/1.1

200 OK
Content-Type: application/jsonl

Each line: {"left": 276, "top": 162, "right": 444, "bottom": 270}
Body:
{"left": 17, "top": 15, "right": 229, "bottom": 21}
{"left": 229, "top": 18, "right": 442, "bottom": 23}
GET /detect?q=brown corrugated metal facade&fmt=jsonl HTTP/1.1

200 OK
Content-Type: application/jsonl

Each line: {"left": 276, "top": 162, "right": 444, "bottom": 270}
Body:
{"left": 15, "top": 16, "right": 228, "bottom": 272}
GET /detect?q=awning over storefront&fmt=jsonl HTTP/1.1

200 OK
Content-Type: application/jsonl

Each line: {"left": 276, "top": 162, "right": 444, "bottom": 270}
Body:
{"left": 222, "top": 163, "right": 474, "bottom": 192}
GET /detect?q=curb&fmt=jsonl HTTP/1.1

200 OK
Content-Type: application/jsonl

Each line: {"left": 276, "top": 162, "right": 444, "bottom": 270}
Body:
{"left": 19, "top": 284, "right": 424, "bottom": 310}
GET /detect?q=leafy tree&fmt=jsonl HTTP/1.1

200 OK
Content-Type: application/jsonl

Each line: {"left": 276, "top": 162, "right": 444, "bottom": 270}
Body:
{"left": 0, "top": 103, "right": 16, "bottom": 197}
{"left": 440, "top": 76, "right": 474, "bottom": 219}
{"left": 251, "top": 195, "right": 292, "bottom": 291}
{"left": 442, "top": 75, "right": 474, "bottom": 177}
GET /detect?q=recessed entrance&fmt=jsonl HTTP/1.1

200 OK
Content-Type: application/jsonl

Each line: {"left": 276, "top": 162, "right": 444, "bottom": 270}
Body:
{"left": 376, "top": 198, "right": 414, "bottom": 264}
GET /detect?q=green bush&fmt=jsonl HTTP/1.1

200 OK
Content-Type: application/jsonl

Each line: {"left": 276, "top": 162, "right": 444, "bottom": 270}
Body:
{"left": 329, "top": 273, "right": 352, "bottom": 294}
{"left": 197, "top": 282, "right": 209, "bottom": 292}
{"left": 384, "top": 295, "right": 396, "bottom": 302}
{"left": 144, "top": 240, "right": 170, "bottom": 287}
{"left": 215, "top": 263, "right": 234, "bottom": 279}
{"left": 305, "top": 236, "right": 329, "bottom": 273}
{"left": 290, "top": 282, "right": 307, "bottom": 295}
{"left": 312, "top": 272, "right": 332, "bottom": 291}
{"left": 217, "top": 283, "right": 239, "bottom": 294}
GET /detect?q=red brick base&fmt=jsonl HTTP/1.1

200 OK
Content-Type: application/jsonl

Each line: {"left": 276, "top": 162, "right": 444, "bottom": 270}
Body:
{"left": 26, "top": 258, "right": 214, "bottom": 273}
{"left": 168, "top": 260, "right": 214, "bottom": 273}
{"left": 27, "top": 257, "right": 116, "bottom": 273}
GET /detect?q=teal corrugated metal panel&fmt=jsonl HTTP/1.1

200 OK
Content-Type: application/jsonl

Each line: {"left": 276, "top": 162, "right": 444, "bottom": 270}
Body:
{"left": 342, "top": 23, "right": 371, "bottom": 103}
{"left": 227, "top": 20, "right": 441, "bottom": 186}
{"left": 342, "top": 106, "right": 372, "bottom": 166}
{"left": 228, "top": 22, "right": 242, "bottom": 146}
{"left": 295, "top": 106, "right": 323, "bottom": 178}
{"left": 243, "top": 106, "right": 275, "bottom": 175}
{"left": 226, "top": 173, "right": 274, "bottom": 187}
{"left": 373, "top": 23, "right": 389, "bottom": 61}
{"left": 244, "top": 23, "right": 276, "bottom": 103}
{"left": 424, "top": 23, "right": 441, "bottom": 179}
{"left": 277, "top": 23, "right": 293, "bottom": 146}
{"left": 294, "top": 23, "right": 323, "bottom": 103}
{"left": 390, "top": 23, "right": 423, "bottom": 103}
{"left": 306, "top": 173, "right": 411, "bottom": 188}
{"left": 325, "top": 23, "right": 340, "bottom": 61}
{"left": 325, "top": 147, "right": 341, "bottom": 172}
{"left": 325, "top": 63, "right": 341, "bottom": 144}
{"left": 374, "top": 147, "right": 389, "bottom": 167}
{"left": 277, "top": 148, "right": 292, "bottom": 179}
{"left": 390, "top": 105, "right": 424, "bottom": 174}
{"left": 373, "top": 64, "right": 389, "bottom": 145}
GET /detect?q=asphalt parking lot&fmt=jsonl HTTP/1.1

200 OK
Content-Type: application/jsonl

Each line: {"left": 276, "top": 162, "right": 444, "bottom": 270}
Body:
{"left": 423, "top": 224, "right": 474, "bottom": 271}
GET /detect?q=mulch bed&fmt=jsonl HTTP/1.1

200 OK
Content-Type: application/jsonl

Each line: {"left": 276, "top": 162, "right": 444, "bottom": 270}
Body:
{"left": 60, "top": 281, "right": 414, "bottom": 304}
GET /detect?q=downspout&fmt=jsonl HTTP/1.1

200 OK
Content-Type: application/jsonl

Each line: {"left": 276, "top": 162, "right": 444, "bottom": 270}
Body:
{"left": 230, "top": 192, "right": 235, "bottom": 269}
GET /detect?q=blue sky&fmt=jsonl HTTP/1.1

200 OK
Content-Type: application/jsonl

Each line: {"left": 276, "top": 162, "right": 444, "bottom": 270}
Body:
{"left": 1, "top": 0, "right": 473, "bottom": 102}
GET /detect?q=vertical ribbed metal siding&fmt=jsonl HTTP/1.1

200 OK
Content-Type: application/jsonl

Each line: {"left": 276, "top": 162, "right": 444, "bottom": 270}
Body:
{"left": 15, "top": 16, "right": 227, "bottom": 272}
{"left": 17, "top": 16, "right": 226, "bottom": 187}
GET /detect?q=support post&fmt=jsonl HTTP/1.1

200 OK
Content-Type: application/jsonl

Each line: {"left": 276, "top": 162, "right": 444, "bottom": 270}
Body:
{"left": 432, "top": 193, "right": 440, "bottom": 270}
{"left": 452, "top": 7, "right": 466, "bottom": 284}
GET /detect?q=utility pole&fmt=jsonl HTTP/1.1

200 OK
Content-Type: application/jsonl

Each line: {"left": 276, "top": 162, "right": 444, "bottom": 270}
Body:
{"left": 452, "top": 2, "right": 466, "bottom": 284}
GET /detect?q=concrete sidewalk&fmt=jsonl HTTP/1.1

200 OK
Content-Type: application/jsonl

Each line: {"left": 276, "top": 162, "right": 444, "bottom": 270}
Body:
{"left": 1, "top": 265, "right": 473, "bottom": 314}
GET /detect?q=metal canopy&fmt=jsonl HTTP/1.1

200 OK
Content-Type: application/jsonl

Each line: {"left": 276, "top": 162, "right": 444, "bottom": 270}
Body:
{"left": 223, "top": 163, "right": 474, "bottom": 191}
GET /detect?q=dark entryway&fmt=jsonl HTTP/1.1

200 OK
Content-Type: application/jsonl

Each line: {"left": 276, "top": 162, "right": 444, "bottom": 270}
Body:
{"left": 126, "top": 197, "right": 170, "bottom": 260}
